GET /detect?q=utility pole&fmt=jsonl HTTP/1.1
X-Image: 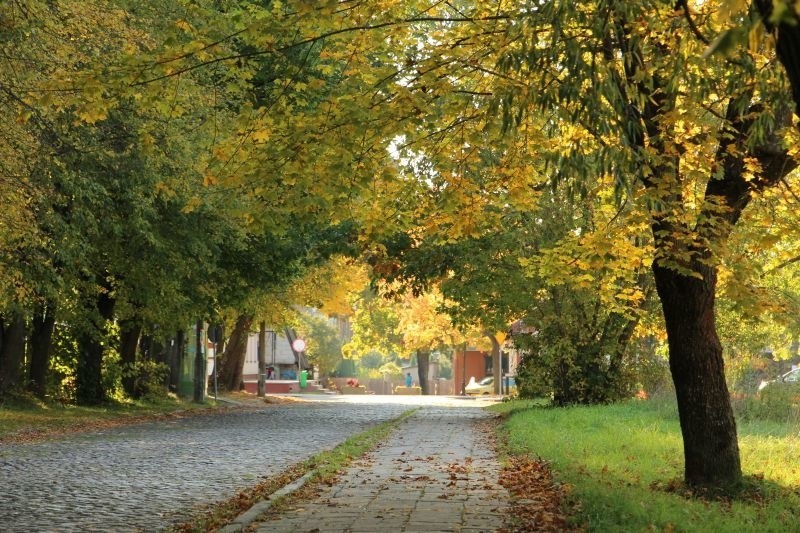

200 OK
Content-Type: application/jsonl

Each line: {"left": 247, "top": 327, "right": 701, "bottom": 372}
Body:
{"left": 257, "top": 321, "right": 266, "bottom": 397}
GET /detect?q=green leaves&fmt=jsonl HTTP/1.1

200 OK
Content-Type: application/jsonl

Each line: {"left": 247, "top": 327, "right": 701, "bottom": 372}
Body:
{"left": 703, "top": 27, "right": 748, "bottom": 59}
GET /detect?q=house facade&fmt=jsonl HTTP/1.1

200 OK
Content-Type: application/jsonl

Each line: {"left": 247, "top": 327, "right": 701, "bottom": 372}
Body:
{"left": 452, "top": 344, "right": 521, "bottom": 395}
{"left": 239, "top": 329, "right": 306, "bottom": 393}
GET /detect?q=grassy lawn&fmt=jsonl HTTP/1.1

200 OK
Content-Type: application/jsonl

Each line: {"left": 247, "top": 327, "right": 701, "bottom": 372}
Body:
{"left": 0, "top": 393, "right": 225, "bottom": 443}
{"left": 491, "top": 398, "right": 800, "bottom": 532}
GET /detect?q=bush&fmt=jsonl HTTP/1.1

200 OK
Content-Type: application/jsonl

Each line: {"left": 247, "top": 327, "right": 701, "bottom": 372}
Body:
{"left": 377, "top": 362, "right": 403, "bottom": 379}
{"left": 628, "top": 349, "right": 672, "bottom": 397}
{"left": 516, "top": 355, "right": 552, "bottom": 399}
{"left": 726, "top": 355, "right": 781, "bottom": 396}
{"left": 121, "top": 360, "right": 170, "bottom": 401}
{"left": 515, "top": 339, "right": 671, "bottom": 405}
{"left": 735, "top": 382, "right": 800, "bottom": 424}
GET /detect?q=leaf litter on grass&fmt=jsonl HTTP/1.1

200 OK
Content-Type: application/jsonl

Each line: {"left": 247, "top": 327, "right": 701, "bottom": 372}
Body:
{"left": 499, "top": 455, "right": 578, "bottom": 532}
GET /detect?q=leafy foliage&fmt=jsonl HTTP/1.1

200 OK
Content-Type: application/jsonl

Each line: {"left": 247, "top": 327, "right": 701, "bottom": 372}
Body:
{"left": 2, "top": 0, "right": 800, "bottom": 492}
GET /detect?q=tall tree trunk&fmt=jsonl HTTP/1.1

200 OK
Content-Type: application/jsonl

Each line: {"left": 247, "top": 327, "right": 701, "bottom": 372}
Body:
{"left": 167, "top": 330, "right": 183, "bottom": 393}
{"left": 257, "top": 321, "right": 266, "bottom": 397}
{"left": 76, "top": 288, "right": 116, "bottom": 405}
{"left": 417, "top": 349, "right": 430, "bottom": 395}
{"left": 649, "top": 95, "right": 791, "bottom": 489}
{"left": 151, "top": 338, "right": 166, "bottom": 364}
{"left": 193, "top": 320, "right": 205, "bottom": 403}
{"left": 488, "top": 333, "right": 502, "bottom": 394}
{"left": 756, "top": 1, "right": 800, "bottom": 116}
{"left": 218, "top": 314, "right": 252, "bottom": 391}
{"left": 0, "top": 313, "right": 27, "bottom": 394}
{"left": 28, "top": 303, "right": 56, "bottom": 399}
{"left": 653, "top": 262, "right": 741, "bottom": 489}
{"left": 119, "top": 321, "right": 142, "bottom": 398}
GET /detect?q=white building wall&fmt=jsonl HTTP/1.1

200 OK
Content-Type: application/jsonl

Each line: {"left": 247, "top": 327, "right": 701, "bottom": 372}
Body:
{"left": 242, "top": 330, "right": 297, "bottom": 376}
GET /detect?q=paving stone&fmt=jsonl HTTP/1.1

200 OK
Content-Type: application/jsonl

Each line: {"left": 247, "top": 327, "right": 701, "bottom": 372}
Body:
{"left": 248, "top": 404, "right": 511, "bottom": 532}
{"left": 0, "top": 400, "right": 410, "bottom": 532}
{"left": 3, "top": 395, "right": 506, "bottom": 532}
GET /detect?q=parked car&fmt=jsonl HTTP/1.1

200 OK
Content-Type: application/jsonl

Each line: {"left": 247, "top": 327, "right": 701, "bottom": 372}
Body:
{"left": 758, "top": 367, "right": 800, "bottom": 392}
{"left": 464, "top": 376, "right": 517, "bottom": 395}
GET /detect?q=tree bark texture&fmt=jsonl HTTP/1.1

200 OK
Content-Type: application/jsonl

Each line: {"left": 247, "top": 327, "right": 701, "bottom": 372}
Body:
{"left": 417, "top": 349, "right": 430, "bottom": 395}
{"left": 756, "top": 0, "right": 800, "bottom": 116}
{"left": 193, "top": 320, "right": 205, "bottom": 403}
{"left": 653, "top": 262, "right": 741, "bottom": 488}
{"left": 119, "top": 321, "right": 142, "bottom": 398}
{"left": 0, "top": 313, "right": 27, "bottom": 394}
{"left": 167, "top": 330, "right": 184, "bottom": 393}
{"left": 76, "top": 289, "right": 116, "bottom": 405}
{"left": 257, "top": 321, "right": 266, "bottom": 397}
{"left": 28, "top": 303, "right": 56, "bottom": 399}
{"left": 218, "top": 314, "right": 252, "bottom": 391}
{"left": 488, "top": 334, "right": 502, "bottom": 394}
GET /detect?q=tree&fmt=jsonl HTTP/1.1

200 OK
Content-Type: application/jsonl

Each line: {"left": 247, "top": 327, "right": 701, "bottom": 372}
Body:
{"left": 376, "top": 177, "right": 656, "bottom": 404}
{"left": 7, "top": 0, "right": 800, "bottom": 492}
{"left": 107, "top": 3, "right": 791, "bottom": 486}
{"left": 0, "top": 0, "right": 256, "bottom": 402}
{"left": 212, "top": 221, "right": 357, "bottom": 391}
{"left": 754, "top": 1, "right": 800, "bottom": 115}
{"left": 278, "top": 1, "right": 795, "bottom": 488}
{"left": 354, "top": 0, "right": 795, "bottom": 490}
{"left": 344, "top": 283, "right": 468, "bottom": 395}
{"left": 295, "top": 311, "right": 345, "bottom": 376}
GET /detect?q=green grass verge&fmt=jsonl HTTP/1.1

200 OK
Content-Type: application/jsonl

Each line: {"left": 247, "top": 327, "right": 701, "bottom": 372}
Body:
{"left": 173, "top": 408, "right": 417, "bottom": 532}
{"left": 490, "top": 398, "right": 800, "bottom": 532}
{"left": 0, "top": 392, "right": 220, "bottom": 442}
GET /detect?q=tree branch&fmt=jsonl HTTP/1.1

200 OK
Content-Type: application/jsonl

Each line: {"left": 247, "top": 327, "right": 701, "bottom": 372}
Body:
{"left": 132, "top": 14, "right": 511, "bottom": 86}
{"left": 675, "top": 0, "right": 709, "bottom": 45}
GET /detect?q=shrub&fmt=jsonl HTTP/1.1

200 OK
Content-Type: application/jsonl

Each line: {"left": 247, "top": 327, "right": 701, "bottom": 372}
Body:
{"left": 121, "top": 360, "right": 170, "bottom": 401}
{"left": 734, "top": 382, "right": 800, "bottom": 424}
{"left": 726, "top": 355, "right": 781, "bottom": 396}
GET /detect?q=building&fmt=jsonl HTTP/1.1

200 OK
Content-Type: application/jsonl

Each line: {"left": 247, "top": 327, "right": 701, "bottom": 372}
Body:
{"left": 452, "top": 342, "right": 521, "bottom": 396}
{"left": 239, "top": 329, "right": 308, "bottom": 393}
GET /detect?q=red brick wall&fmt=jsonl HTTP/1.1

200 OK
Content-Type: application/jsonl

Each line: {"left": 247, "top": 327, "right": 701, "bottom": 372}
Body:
{"left": 452, "top": 350, "right": 489, "bottom": 394}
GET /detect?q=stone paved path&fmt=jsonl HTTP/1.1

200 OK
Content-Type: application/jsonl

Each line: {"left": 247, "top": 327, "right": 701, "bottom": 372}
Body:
{"left": 0, "top": 400, "right": 413, "bottom": 532}
{"left": 250, "top": 405, "right": 509, "bottom": 533}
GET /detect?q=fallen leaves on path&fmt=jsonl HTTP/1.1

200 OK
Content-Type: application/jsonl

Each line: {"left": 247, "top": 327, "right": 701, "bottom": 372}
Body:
{"left": 0, "top": 406, "right": 229, "bottom": 445}
{"left": 262, "top": 395, "right": 309, "bottom": 404}
{"left": 0, "top": 394, "right": 291, "bottom": 445}
{"left": 172, "top": 464, "right": 309, "bottom": 532}
{"left": 499, "top": 455, "right": 577, "bottom": 532}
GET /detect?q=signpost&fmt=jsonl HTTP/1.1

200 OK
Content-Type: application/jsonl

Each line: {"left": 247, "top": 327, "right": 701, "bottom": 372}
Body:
{"left": 291, "top": 337, "right": 306, "bottom": 352}
{"left": 292, "top": 338, "right": 306, "bottom": 388}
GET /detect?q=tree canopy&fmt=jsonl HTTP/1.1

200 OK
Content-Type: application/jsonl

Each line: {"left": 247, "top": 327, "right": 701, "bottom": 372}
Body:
{"left": 3, "top": 0, "right": 800, "bottom": 492}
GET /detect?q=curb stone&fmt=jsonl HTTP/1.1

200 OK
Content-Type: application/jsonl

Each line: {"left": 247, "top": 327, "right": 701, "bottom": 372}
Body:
{"left": 248, "top": 406, "right": 510, "bottom": 532}
{"left": 218, "top": 471, "right": 315, "bottom": 533}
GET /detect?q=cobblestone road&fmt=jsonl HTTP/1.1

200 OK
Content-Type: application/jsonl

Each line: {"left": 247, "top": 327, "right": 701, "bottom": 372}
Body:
{"left": 0, "top": 398, "right": 421, "bottom": 532}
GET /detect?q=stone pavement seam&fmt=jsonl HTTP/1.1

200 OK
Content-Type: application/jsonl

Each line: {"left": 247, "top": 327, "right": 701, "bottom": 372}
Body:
{"left": 247, "top": 406, "right": 511, "bottom": 533}
{"left": 219, "top": 471, "right": 315, "bottom": 533}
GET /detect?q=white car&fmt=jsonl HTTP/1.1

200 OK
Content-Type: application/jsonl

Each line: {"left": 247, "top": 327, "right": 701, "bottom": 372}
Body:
{"left": 758, "top": 367, "right": 800, "bottom": 392}
{"left": 464, "top": 376, "right": 517, "bottom": 395}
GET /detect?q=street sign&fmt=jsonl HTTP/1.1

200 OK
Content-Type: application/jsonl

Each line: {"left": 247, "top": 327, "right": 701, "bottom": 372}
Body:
{"left": 292, "top": 338, "right": 306, "bottom": 352}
